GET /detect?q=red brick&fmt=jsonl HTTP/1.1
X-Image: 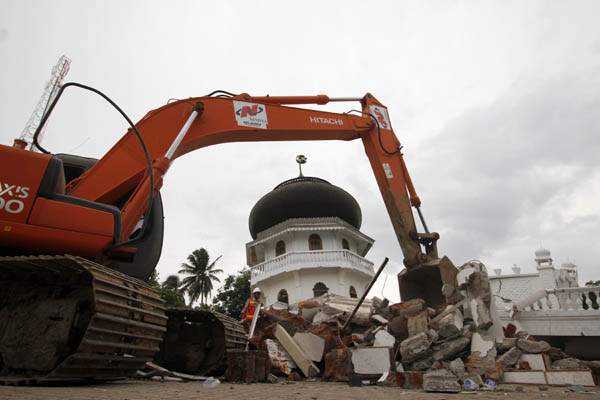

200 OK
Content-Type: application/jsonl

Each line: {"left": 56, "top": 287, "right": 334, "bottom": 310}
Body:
{"left": 324, "top": 349, "right": 351, "bottom": 382}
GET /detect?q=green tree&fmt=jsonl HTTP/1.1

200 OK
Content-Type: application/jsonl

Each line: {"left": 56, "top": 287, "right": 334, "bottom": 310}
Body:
{"left": 162, "top": 274, "right": 181, "bottom": 291}
{"left": 212, "top": 268, "right": 251, "bottom": 319}
{"left": 178, "top": 248, "right": 223, "bottom": 306}
{"left": 146, "top": 271, "right": 186, "bottom": 307}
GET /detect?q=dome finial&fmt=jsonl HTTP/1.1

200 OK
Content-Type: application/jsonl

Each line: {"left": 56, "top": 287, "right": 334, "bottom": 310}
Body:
{"left": 296, "top": 154, "right": 307, "bottom": 177}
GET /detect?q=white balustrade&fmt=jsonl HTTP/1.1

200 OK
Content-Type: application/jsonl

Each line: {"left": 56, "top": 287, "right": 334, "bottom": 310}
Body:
{"left": 250, "top": 250, "right": 374, "bottom": 280}
{"left": 517, "top": 286, "right": 600, "bottom": 312}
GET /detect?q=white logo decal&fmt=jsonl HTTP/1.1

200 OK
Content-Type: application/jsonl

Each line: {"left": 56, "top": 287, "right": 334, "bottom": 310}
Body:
{"left": 309, "top": 116, "right": 344, "bottom": 126}
{"left": 382, "top": 163, "right": 394, "bottom": 179}
{"left": 0, "top": 182, "right": 30, "bottom": 215}
{"left": 370, "top": 105, "right": 392, "bottom": 130}
{"left": 233, "top": 101, "right": 268, "bottom": 129}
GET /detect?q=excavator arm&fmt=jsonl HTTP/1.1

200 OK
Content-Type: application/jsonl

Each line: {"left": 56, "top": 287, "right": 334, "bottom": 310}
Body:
{"left": 1, "top": 90, "right": 458, "bottom": 305}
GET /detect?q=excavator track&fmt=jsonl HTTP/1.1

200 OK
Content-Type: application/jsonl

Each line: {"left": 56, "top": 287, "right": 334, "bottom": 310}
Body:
{"left": 0, "top": 255, "right": 167, "bottom": 385}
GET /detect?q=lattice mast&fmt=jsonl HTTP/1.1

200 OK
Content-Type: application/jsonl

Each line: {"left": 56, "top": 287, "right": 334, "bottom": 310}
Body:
{"left": 17, "top": 55, "right": 71, "bottom": 151}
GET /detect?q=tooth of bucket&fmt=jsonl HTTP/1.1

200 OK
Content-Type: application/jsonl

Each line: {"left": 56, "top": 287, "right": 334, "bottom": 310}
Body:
{"left": 397, "top": 256, "right": 460, "bottom": 307}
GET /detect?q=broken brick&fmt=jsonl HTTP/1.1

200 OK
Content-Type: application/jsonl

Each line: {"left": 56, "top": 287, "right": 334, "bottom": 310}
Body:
{"left": 324, "top": 348, "right": 351, "bottom": 382}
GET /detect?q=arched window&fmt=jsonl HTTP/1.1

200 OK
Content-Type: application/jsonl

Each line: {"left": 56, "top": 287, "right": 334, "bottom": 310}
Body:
{"left": 342, "top": 238, "right": 350, "bottom": 250}
{"left": 277, "top": 289, "right": 289, "bottom": 304}
{"left": 275, "top": 240, "right": 286, "bottom": 256}
{"left": 313, "top": 282, "right": 329, "bottom": 297}
{"left": 349, "top": 285, "right": 357, "bottom": 298}
{"left": 309, "top": 234, "right": 322, "bottom": 250}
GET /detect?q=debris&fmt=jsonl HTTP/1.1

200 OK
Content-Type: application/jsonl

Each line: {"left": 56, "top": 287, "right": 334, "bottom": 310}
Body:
{"left": 497, "top": 347, "right": 522, "bottom": 369}
{"left": 423, "top": 369, "right": 461, "bottom": 393}
{"left": 265, "top": 339, "right": 296, "bottom": 375}
{"left": 568, "top": 385, "right": 591, "bottom": 393}
{"left": 516, "top": 339, "right": 551, "bottom": 354}
{"left": 545, "top": 370, "right": 595, "bottom": 386}
{"left": 324, "top": 348, "right": 351, "bottom": 382}
{"left": 352, "top": 347, "right": 392, "bottom": 376}
{"left": 520, "top": 354, "right": 546, "bottom": 370}
{"left": 293, "top": 332, "right": 325, "bottom": 362}
{"left": 274, "top": 324, "right": 320, "bottom": 378}
{"left": 463, "top": 378, "right": 479, "bottom": 390}
{"left": 432, "top": 336, "right": 470, "bottom": 361}
{"left": 142, "top": 361, "right": 208, "bottom": 381}
{"left": 552, "top": 358, "right": 587, "bottom": 370}
{"left": 373, "top": 329, "right": 396, "bottom": 348}
{"left": 203, "top": 377, "right": 220, "bottom": 388}
{"left": 225, "top": 349, "right": 271, "bottom": 383}
{"left": 407, "top": 311, "right": 429, "bottom": 337}
{"left": 399, "top": 331, "right": 434, "bottom": 363}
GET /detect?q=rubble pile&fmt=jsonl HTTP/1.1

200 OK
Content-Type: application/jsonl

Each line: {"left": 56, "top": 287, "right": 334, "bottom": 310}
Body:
{"left": 226, "top": 261, "right": 598, "bottom": 390}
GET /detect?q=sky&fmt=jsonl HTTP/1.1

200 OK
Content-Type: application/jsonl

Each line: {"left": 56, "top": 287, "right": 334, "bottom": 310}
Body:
{"left": 1, "top": 1, "right": 599, "bottom": 303}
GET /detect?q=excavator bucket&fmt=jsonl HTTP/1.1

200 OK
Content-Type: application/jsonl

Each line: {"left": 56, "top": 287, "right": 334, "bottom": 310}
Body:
{"left": 397, "top": 256, "right": 460, "bottom": 308}
{"left": 0, "top": 255, "right": 167, "bottom": 384}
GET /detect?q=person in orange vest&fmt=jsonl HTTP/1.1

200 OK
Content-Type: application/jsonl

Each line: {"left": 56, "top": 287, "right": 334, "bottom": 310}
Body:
{"left": 241, "top": 287, "right": 262, "bottom": 328}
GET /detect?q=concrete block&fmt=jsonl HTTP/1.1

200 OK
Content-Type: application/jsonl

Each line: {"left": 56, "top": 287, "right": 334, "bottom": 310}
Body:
{"left": 471, "top": 332, "right": 495, "bottom": 357}
{"left": 432, "top": 336, "right": 470, "bottom": 361}
{"left": 545, "top": 370, "right": 595, "bottom": 386}
{"left": 374, "top": 329, "right": 396, "bottom": 348}
{"left": 407, "top": 311, "right": 429, "bottom": 337}
{"left": 502, "top": 371, "right": 547, "bottom": 384}
{"left": 265, "top": 339, "right": 296, "bottom": 375}
{"left": 436, "top": 307, "right": 463, "bottom": 339}
{"left": 470, "top": 297, "right": 492, "bottom": 330}
{"left": 400, "top": 331, "right": 433, "bottom": 363}
{"left": 351, "top": 346, "right": 392, "bottom": 375}
{"left": 520, "top": 354, "right": 546, "bottom": 370}
{"left": 497, "top": 347, "right": 522, "bottom": 369}
{"left": 293, "top": 332, "right": 325, "bottom": 362}
{"left": 423, "top": 369, "right": 461, "bottom": 393}
{"left": 324, "top": 349, "right": 351, "bottom": 382}
{"left": 274, "top": 324, "right": 319, "bottom": 378}
{"left": 370, "top": 314, "right": 389, "bottom": 325}
{"left": 517, "top": 339, "right": 550, "bottom": 354}
{"left": 389, "top": 299, "right": 425, "bottom": 317}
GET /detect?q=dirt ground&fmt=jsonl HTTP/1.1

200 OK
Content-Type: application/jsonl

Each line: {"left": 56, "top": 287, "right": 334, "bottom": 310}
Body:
{"left": 0, "top": 380, "right": 598, "bottom": 400}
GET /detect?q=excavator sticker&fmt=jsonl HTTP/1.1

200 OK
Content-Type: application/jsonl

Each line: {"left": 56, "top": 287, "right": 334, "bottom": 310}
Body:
{"left": 233, "top": 100, "right": 268, "bottom": 129}
{"left": 370, "top": 105, "right": 391, "bottom": 130}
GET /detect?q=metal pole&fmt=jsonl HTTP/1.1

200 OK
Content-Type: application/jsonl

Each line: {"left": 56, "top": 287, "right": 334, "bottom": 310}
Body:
{"left": 245, "top": 303, "right": 262, "bottom": 351}
{"left": 341, "top": 257, "right": 389, "bottom": 331}
{"left": 328, "top": 97, "right": 363, "bottom": 102}
{"left": 165, "top": 102, "right": 204, "bottom": 160}
{"left": 416, "top": 207, "right": 430, "bottom": 234}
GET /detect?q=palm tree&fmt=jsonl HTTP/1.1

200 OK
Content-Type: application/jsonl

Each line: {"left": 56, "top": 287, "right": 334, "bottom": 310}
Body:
{"left": 178, "top": 248, "right": 223, "bottom": 306}
{"left": 161, "top": 274, "right": 181, "bottom": 291}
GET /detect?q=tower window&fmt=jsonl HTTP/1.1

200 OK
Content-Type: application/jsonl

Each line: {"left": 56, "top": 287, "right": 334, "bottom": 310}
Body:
{"left": 313, "top": 282, "right": 329, "bottom": 297}
{"left": 309, "top": 234, "right": 322, "bottom": 250}
{"left": 275, "top": 240, "right": 286, "bottom": 256}
{"left": 278, "top": 289, "right": 289, "bottom": 304}
{"left": 342, "top": 238, "right": 350, "bottom": 250}
{"left": 349, "top": 285, "right": 357, "bottom": 298}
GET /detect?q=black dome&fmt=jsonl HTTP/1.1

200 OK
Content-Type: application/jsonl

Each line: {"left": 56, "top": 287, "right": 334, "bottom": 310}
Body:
{"left": 249, "top": 176, "right": 362, "bottom": 239}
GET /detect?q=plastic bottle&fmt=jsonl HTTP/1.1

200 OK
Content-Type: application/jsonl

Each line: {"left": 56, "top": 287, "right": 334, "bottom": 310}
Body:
{"left": 463, "top": 378, "right": 479, "bottom": 390}
{"left": 203, "top": 377, "right": 220, "bottom": 389}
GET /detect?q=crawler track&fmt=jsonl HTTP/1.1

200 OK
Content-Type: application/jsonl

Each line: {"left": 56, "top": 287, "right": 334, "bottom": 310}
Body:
{"left": 0, "top": 255, "right": 167, "bottom": 385}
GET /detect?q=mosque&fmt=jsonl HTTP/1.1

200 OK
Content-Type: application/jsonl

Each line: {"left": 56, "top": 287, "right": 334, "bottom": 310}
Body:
{"left": 245, "top": 157, "right": 375, "bottom": 307}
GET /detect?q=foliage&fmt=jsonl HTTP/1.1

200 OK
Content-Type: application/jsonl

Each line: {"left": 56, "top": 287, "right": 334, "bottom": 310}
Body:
{"left": 162, "top": 274, "right": 181, "bottom": 291}
{"left": 178, "top": 248, "right": 223, "bottom": 306}
{"left": 146, "top": 270, "right": 186, "bottom": 307}
{"left": 212, "top": 268, "right": 251, "bottom": 319}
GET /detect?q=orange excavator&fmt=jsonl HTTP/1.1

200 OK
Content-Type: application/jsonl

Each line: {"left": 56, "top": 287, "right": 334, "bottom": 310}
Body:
{"left": 0, "top": 84, "right": 458, "bottom": 383}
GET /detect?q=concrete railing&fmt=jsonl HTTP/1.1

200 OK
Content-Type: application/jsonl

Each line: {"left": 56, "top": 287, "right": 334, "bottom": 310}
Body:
{"left": 515, "top": 286, "right": 600, "bottom": 312}
{"left": 251, "top": 250, "right": 374, "bottom": 280}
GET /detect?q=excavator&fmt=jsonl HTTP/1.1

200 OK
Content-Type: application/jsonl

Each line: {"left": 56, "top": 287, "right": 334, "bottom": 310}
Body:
{"left": 0, "top": 83, "right": 459, "bottom": 383}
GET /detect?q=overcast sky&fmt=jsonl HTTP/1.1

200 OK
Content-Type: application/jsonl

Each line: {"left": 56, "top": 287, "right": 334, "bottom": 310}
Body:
{"left": 1, "top": 1, "right": 599, "bottom": 303}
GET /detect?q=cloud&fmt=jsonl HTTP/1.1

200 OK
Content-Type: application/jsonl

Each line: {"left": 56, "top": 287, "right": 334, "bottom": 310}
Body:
{"left": 413, "top": 70, "right": 600, "bottom": 280}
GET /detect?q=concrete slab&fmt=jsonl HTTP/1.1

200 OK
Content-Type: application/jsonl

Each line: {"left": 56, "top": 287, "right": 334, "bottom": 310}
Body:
{"left": 293, "top": 332, "right": 325, "bottom": 362}
{"left": 502, "top": 371, "right": 547, "bottom": 384}
{"left": 471, "top": 332, "right": 494, "bottom": 356}
{"left": 521, "top": 354, "right": 546, "bottom": 370}
{"left": 373, "top": 329, "right": 396, "bottom": 348}
{"left": 274, "top": 324, "right": 320, "bottom": 377}
{"left": 351, "top": 347, "right": 392, "bottom": 375}
{"left": 545, "top": 370, "right": 595, "bottom": 386}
